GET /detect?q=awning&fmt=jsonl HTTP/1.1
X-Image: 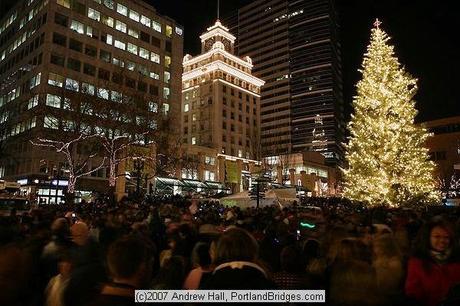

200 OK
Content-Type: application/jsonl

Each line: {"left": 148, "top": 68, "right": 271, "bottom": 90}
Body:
{"left": 182, "top": 179, "right": 208, "bottom": 189}
{"left": 155, "top": 177, "right": 184, "bottom": 190}
{"left": 205, "top": 181, "right": 229, "bottom": 190}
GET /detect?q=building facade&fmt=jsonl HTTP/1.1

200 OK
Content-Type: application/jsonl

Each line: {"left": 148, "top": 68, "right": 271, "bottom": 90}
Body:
{"left": 224, "top": 0, "right": 344, "bottom": 166}
{"left": 0, "top": 0, "right": 183, "bottom": 203}
{"left": 423, "top": 116, "right": 460, "bottom": 181}
{"left": 181, "top": 20, "right": 264, "bottom": 193}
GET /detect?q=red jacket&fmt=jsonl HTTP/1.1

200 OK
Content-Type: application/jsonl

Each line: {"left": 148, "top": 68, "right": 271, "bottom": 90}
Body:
{"left": 405, "top": 257, "right": 460, "bottom": 306}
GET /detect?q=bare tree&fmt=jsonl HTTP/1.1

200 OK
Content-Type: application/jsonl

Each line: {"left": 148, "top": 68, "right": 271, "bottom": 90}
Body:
{"left": 30, "top": 134, "right": 105, "bottom": 194}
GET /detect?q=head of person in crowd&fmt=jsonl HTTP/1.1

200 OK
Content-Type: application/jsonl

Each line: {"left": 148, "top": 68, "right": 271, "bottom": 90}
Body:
{"left": 152, "top": 256, "right": 186, "bottom": 289}
{"left": 214, "top": 227, "right": 259, "bottom": 265}
{"left": 51, "top": 217, "right": 70, "bottom": 242}
{"left": 373, "top": 234, "right": 401, "bottom": 260}
{"left": 280, "top": 245, "right": 305, "bottom": 273}
{"left": 191, "top": 242, "right": 212, "bottom": 269}
{"left": 107, "top": 236, "right": 154, "bottom": 288}
{"left": 334, "top": 237, "right": 372, "bottom": 264}
{"left": 71, "top": 221, "right": 89, "bottom": 246}
{"left": 414, "top": 217, "right": 459, "bottom": 265}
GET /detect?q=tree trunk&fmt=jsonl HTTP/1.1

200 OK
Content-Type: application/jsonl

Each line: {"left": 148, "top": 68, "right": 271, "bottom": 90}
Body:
{"left": 109, "top": 162, "right": 116, "bottom": 187}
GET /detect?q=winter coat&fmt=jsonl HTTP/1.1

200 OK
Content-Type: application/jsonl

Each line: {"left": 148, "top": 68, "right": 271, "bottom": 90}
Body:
{"left": 405, "top": 257, "right": 460, "bottom": 306}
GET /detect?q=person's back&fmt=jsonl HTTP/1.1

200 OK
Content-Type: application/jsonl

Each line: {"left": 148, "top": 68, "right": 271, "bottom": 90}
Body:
{"left": 202, "top": 228, "right": 275, "bottom": 289}
{"left": 273, "top": 245, "right": 312, "bottom": 289}
{"left": 87, "top": 236, "right": 153, "bottom": 306}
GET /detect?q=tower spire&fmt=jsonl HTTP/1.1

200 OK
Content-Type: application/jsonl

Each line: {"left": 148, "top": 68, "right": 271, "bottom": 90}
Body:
{"left": 217, "top": 0, "right": 220, "bottom": 20}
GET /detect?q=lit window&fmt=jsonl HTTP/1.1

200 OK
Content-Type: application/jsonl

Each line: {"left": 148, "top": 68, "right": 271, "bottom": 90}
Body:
{"left": 115, "top": 20, "right": 126, "bottom": 33}
{"left": 48, "top": 73, "right": 64, "bottom": 87}
{"left": 101, "top": 15, "right": 114, "bottom": 27}
{"left": 184, "top": 104, "right": 189, "bottom": 112}
{"left": 103, "top": 0, "right": 114, "bottom": 9}
{"left": 62, "top": 98, "right": 71, "bottom": 110}
{"left": 112, "top": 57, "right": 124, "bottom": 67}
{"left": 150, "top": 52, "right": 160, "bottom": 64}
{"left": 106, "top": 34, "right": 113, "bottom": 45}
{"left": 205, "top": 156, "right": 216, "bottom": 165}
{"left": 65, "top": 78, "right": 79, "bottom": 92}
{"left": 127, "top": 43, "right": 138, "bottom": 55}
{"left": 114, "top": 40, "right": 125, "bottom": 50}
{"left": 126, "top": 61, "right": 135, "bottom": 71}
{"left": 139, "top": 48, "right": 149, "bottom": 59}
{"left": 148, "top": 102, "right": 158, "bottom": 112}
{"left": 162, "top": 103, "right": 170, "bottom": 114}
{"left": 88, "top": 8, "right": 100, "bottom": 21}
{"left": 140, "top": 15, "right": 150, "bottom": 27}
{"left": 111, "top": 90, "right": 122, "bottom": 102}
{"left": 57, "top": 0, "right": 70, "bottom": 8}
{"left": 28, "top": 95, "right": 39, "bottom": 109}
{"left": 129, "top": 10, "right": 139, "bottom": 22}
{"left": 152, "top": 20, "right": 161, "bottom": 32}
{"left": 192, "top": 114, "right": 196, "bottom": 121}
{"left": 150, "top": 72, "right": 159, "bottom": 79}
{"left": 70, "top": 20, "right": 84, "bottom": 34}
{"left": 128, "top": 28, "right": 139, "bottom": 38}
{"left": 192, "top": 137, "right": 196, "bottom": 145}
{"left": 163, "top": 87, "right": 170, "bottom": 99}
{"left": 86, "top": 26, "right": 93, "bottom": 37}
{"left": 165, "top": 25, "right": 172, "bottom": 38}
{"left": 164, "top": 71, "right": 170, "bottom": 83}
{"left": 82, "top": 82, "right": 95, "bottom": 95}
{"left": 165, "top": 55, "right": 171, "bottom": 68}
{"left": 175, "top": 26, "right": 183, "bottom": 36}
{"left": 116, "top": 4, "right": 127, "bottom": 16}
{"left": 46, "top": 94, "right": 61, "bottom": 108}
{"left": 204, "top": 170, "right": 215, "bottom": 181}
{"left": 97, "top": 88, "right": 109, "bottom": 100}
{"left": 44, "top": 115, "right": 59, "bottom": 129}
{"left": 29, "top": 72, "right": 41, "bottom": 89}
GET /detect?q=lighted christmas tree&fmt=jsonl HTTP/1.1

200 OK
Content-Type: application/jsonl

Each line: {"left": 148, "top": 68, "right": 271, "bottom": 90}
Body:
{"left": 343, "top": 19, "right": 439, "bottom": 207}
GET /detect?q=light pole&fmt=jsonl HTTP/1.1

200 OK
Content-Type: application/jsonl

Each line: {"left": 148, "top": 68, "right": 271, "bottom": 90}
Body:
{"left": 133, "top": 158, "right": 145, "bottom": 197}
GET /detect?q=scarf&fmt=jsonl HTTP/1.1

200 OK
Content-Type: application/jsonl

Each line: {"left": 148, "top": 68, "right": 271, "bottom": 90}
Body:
{"left": 430, "top": 248, "right": 451, "bottom": 264}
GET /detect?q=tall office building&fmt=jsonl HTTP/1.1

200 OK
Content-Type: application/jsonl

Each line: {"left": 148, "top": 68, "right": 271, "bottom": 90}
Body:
{"left": 181, "top": 20, "right": 264, "bottom": 192}
{"left": 225, "top": 0, "right": 344, "bottom": 166}
{"left": 0, "top": 0, "right": 183, "bottom": 202}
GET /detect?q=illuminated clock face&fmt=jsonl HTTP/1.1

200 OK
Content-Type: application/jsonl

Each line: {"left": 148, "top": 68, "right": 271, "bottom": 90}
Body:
{"left": 222, "top": 39, "right": 231, "bottom": 51}
{"left": 205, "top": 37, "right": 216, "bottom": 51}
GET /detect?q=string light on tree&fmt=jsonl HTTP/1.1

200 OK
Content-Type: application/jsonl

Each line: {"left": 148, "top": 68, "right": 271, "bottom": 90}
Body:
{"left": 342, "top": 19, "right": 440, "bottom": 207}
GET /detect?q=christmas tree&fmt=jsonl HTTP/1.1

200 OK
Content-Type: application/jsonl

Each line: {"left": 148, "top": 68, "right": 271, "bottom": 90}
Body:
{"left": 343, "top": 19, "right": 439, "bottom": 207}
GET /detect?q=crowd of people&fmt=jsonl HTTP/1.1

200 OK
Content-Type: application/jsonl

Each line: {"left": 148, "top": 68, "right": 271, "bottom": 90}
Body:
{"left": 1, "top": 195, "right": 460, "bottom": 306}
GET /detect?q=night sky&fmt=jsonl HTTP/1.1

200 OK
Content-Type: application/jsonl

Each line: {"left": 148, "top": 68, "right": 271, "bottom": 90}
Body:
{"left": 1, "top": 0, "right": 458, "bottom": 122}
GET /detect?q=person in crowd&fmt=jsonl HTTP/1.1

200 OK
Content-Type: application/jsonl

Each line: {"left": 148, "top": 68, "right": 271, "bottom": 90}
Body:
{"left": 63, "top": 221, "right": 107, "bottom": 306}
{"left": 0, "top": 244, "right": 30, "bottom": 306}
{"left": 41, "top": 218, "right": 73, "bottom": 282}
{"left": 372, "top": 234, "right": 404, "bottom": 303}
{"left": 152, "top": 256, "right": 187, "bottom": 289}
{"left": 405, "top": 218, "right": 460, "bottom": 306}
{"left": 303, "top": 239, "right": 327, "bottom": 288}
{"left": 87, "top": 236, "right": 154, "bottom": 306}
{"left": 183, "top": 242, "right": 214, "bottom": 289}
{"left": 273, "top": 245, "right": 312, "bottom": 289}
{"left": 201, "top": 227, "right": 275, "bottom": 289}
{"left": 45, "top": 250, "right": 72, "bottom": 306}
{"left": 328, "top": 238, "right": 380, "bottom": 306}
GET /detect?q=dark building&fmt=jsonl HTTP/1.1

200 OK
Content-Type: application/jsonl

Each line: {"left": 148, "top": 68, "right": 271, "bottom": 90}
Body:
{"left": 224, "top": 0, "right": 344, "bottom": 166}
